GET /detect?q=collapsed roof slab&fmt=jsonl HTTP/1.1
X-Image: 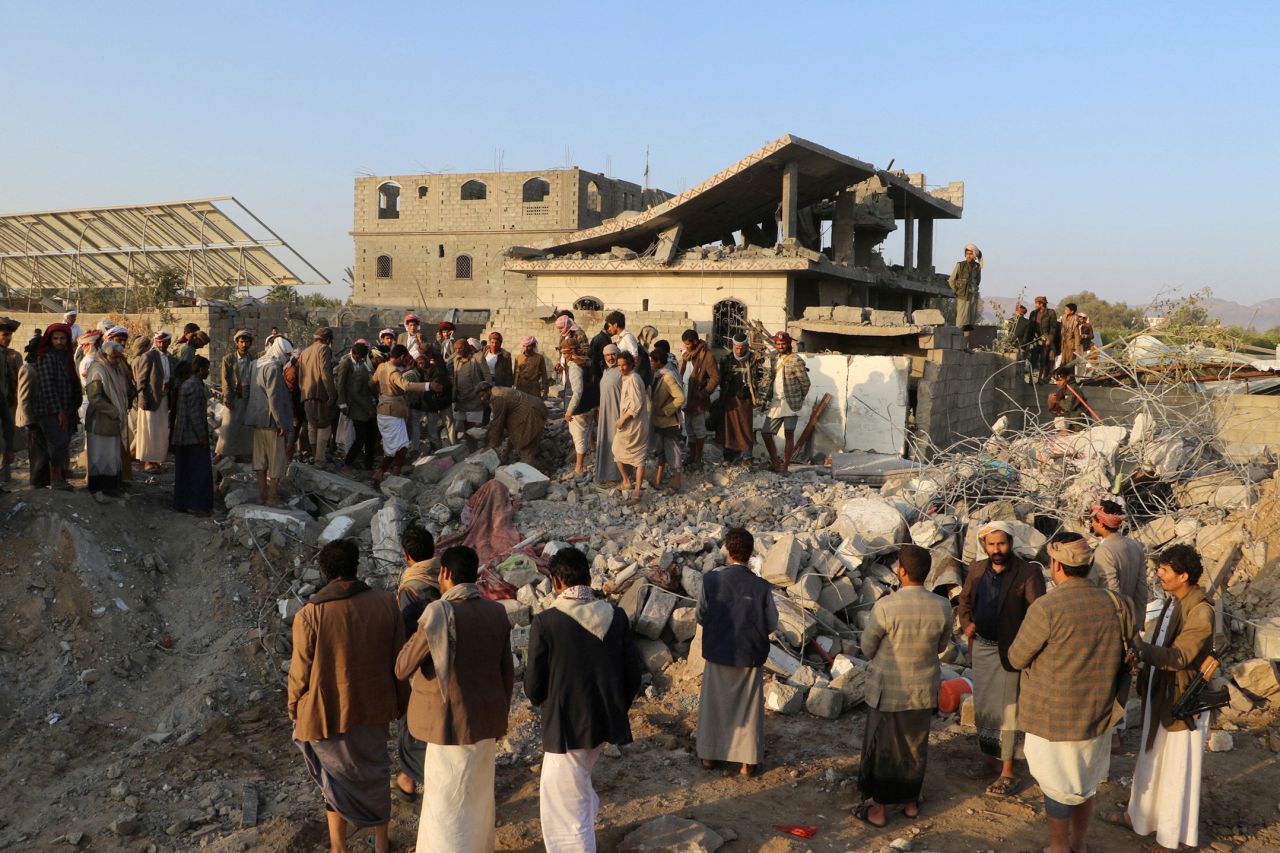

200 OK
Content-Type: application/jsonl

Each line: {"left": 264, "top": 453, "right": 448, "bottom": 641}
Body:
{"left": 538, "top": 134, "right": 962, "bottom": 256}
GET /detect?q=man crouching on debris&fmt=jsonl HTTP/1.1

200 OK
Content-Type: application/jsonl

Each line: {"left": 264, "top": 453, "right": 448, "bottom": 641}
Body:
{"left": 696, "top": 527, "right": 778, "bottom": 777}
{"left": 1048, "top": 366, "right": 1090, "bottom": 431}
{"left": 957, "top": 521, "right": 1046, "bottom": 796}
{"left": 479, "top": 380, "right": 548, "bottom": 468}
{"left": 289, "top": 539, "right": 407, "bottom": 853}
{"left": 525, "top": 546, "right": 643, "bottom": 851}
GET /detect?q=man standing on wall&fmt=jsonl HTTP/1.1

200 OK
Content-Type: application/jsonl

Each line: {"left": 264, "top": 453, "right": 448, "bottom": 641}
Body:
{"left": 1031, "top": 296, "right": 1059, "bottom": 383}
{"left": 948, "top": 244, "right": 983, "bottom": 350}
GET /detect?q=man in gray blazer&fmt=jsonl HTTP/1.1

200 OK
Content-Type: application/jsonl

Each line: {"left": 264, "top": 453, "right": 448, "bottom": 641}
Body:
{"left": 856, "top": 544, "right": 952, "bottom": 828}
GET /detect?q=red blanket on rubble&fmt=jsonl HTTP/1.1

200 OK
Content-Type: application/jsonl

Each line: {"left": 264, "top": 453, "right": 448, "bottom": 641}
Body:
{"left": 435, "top": 479, "right": 543, "bottom": 600}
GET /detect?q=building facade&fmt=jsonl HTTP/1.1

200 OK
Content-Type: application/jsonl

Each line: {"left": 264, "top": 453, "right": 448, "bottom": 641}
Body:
{"left": 350, "top": 168, "right": 666, "bottom": 310}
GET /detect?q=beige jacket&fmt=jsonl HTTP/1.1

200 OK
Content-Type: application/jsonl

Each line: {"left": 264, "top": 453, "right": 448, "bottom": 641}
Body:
{"left": 861, "top": 586, "right": 952, "bottom": 711}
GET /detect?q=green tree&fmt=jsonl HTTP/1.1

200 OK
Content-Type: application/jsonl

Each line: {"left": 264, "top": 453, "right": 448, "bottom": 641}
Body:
{"left": 265, "top": 284, "right": 299, "bottom": 302}
{"left": 130, "top": 266, "right": 185, "bottom": 314}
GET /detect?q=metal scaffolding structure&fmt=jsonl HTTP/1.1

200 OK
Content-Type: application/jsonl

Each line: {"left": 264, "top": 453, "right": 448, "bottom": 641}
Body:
{"left": 0, "top": 196, "right": 329, "bottom": 309}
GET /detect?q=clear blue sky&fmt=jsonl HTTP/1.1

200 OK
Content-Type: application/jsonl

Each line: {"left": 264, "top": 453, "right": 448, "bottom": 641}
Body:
{"left": 3, "top": 1, "right": 1277, "bottom": 308}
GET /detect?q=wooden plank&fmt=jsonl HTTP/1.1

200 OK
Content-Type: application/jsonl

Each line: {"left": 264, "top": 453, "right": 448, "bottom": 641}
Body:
{"left": 241, "top": 783, "right": 259, "bottom": 828}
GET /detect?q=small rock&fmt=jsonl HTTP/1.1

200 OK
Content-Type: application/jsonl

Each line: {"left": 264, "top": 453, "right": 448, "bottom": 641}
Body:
{"left": 1207, "top": 731, "right": 1234, "bottom": 752}
{"left": 110, "top": 816, "right": 140, "bottom": 836}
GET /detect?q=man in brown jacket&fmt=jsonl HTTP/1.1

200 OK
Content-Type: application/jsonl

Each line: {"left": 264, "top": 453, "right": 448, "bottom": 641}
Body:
{"left": 1008, "top": 533, "right": 1123, "bottom": 853}
{"left": 480, "top": 383, "right": 547, "bottom": 468}
{"left": 288, "top": 539, "right": 406, "bottom": 853}
{"left": 956, "top": 520, "right": 1046, "bottom": 795}
{"left": 299, "top": 326, "right": 338, "bottom": 465}
{"left": 369, "top": 344, "right": 430, "bottom": 483}
{"left": 396, "top": 545, "right": 514, "bottom": 853}
{"left": 678, "top": 329, "right": 719, "bottom": 470}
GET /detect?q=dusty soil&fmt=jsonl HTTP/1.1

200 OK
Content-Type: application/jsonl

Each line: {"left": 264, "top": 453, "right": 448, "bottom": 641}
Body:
{"left": 3, "top": 465, "right": 1280, "bottom": 853}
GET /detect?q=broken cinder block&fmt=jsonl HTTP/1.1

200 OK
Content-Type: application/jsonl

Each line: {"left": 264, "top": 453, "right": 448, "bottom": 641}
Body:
{"left": 634, "top": 588, "right": 679, "bottom": 640}
{"left": 761, "top": 533, "right": 803, "bottom": 586}
{"left": 805, "top": 686, "right": 843, "bottom": 720}
{"left": 495, "top": 462, "right": 550, "bottom": 501}
{"left": 764, "top": 681, "right": 806, "bottom": 715}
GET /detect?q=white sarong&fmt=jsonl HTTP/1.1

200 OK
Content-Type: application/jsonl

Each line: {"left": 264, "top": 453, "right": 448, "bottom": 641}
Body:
{"left": 376, "top": 414, "right": 409, "bottom": 456}
{"left": 1024, "top": 731, "right": 1111, "bottom": 806}
{"left": 1127, "top": 605, "right": 1208, "bottom": 849}
{"left": 540, "top": 746, "right": 603, "bottom": 853}
{"left": 416, "top": 739, "right": 496, "bottom": 853}
{"left": 135, "top": 399, "right": 170, "bottom": 464}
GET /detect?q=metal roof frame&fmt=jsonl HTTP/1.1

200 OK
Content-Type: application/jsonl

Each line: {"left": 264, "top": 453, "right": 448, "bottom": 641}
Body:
{"left": 0, "top": 196, "right": 329, "bottom": 307}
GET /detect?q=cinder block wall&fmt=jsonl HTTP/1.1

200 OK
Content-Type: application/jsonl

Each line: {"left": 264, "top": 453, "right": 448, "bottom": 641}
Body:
{"left": 1079, "top": 386, "right": 1280, "bottom": 454}
{"left": 915, "top": 350, "right": 1036, "bottom": 452}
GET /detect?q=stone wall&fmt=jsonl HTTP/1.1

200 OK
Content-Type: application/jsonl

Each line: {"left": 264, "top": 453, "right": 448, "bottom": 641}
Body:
{"left": 914, "top": 349, "right": 1036, "bottom": 452}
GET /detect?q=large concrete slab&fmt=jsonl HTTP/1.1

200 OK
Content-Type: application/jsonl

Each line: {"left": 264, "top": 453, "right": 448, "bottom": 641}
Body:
{"left": 794, "top": 354, "right": 909, "bottom": 457}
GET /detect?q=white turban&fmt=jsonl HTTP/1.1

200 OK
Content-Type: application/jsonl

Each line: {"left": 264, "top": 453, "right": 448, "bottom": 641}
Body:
{"left": 977, "top": 520, "right": 1015, "bottom": 542}
{"left": 965, "top": 243, "right": 985, "bottom": 269}
{"left": 265, "top": 336, "right": 293, "bottom": 364}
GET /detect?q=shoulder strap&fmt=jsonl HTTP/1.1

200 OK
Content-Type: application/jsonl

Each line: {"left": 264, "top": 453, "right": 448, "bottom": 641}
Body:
{"left": 1102, "top": 588, "right": 1132, "bottom": 651}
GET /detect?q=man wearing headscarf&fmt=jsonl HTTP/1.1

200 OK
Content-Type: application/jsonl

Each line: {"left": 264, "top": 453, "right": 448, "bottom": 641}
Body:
{"left": 679, "top": 329, "right": 718, "bottom": 471}
{"left": 63, "top": 309, "right": 82, "bottom": 347}
{"left": 244, "top": 335, "right": 295, "bottom": 506}
{"left": 0, "top": 317, "right": 23, "bottom": 488}
{"left": 336, "top": 340, "right": 378, "bottom": 469}
{"left": 762, "top": 331, "right": 810, "bottom": 474}
{"left": 450, "top": 339, "right": 490, "bottom": 441}
{"left": 28, "top": 323, "right": 83, "bottom": 490}
{"left": 396, "top": 545, "right": 513, "bottom": 853}
{"left": 299, "top": 327, "right": 338, "bottom": 465}
{"left": 217, "top": 330, "right": 256, "bottom": 461}
{"left": 478, "top": 382, "right": 547, "bottom": 469}
{"left": 398, "top": 314, "right": 431, "bottom": 361}
{"left": 84, "top": 340, "right": 131, "bottom": 496}
{"left": 956, "top": 521, "right": 1046, "bottom": 796}
{"left": 611, "top": 351, "right": 650, "bottom": 503}
{"left": 369, "top": 344, "right": 430, "bottom": 483}
{"left": 134, "top": 331, "right": 174, "bottom": 472}
{"left": 173, "top": 355, "right": 215, "bottom": 515}
{"left": 948, "top": 243, "right": 984, "bottom": 349}
{"left": 560, "top": 337, "right": 597, "bottom": 478}
{"left": 484, "top": 332, "right": 514, "bottom": 389}
{"left": 514, "top": 336, "right": 549, "bottom": 398}
{"left": 1089, "top": 498, "right": 1148, "bottom": 752}
{"left": 717, "top": 334, "right": 768, "bottom": 465}
{"left": 15, "top": 332, "right": 45, "bottom": 485}
{"left": 593, "top": 344, "right": 622, "bottom": 488}
{"left": 1009, "top": 533, "right": 1123, "bottom": 853}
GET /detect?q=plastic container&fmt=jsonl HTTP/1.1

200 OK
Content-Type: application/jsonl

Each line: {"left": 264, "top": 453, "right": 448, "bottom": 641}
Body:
{"left": 938, "top": 677, "right": 973, "bottom": 714}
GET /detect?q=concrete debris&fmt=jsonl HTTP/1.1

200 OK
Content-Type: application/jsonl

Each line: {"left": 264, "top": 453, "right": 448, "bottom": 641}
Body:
{"left": 619, "top": 815, "right": 725, "bottom": 852}
{"left": 761, "top": 533, "right": 803, "bottom": 585}
{"left": 805, "top": 685, "right": 844, "bottom": 719}
{"left": 495, "top": 462, "right": 551, "bottom": 500}
{"left": 635, "top": 638, "right": 673, "bottom": 673}
{"left": 634, "top": 588, "right": 679, "bottom": 640}
{"left": 669, "top": 606, "right": 697, "bottom": 642}
{"left": 228, "top": 504, "right": 312, "bottom": 534}
{"left": 371, "top": 499, "right": 410, "bottom": 572}
{"left": 764, "top": 680, "right": 806, "bottom": 714}
{"left": 1207, "top": 731, "right": 1234, "bottom": 752}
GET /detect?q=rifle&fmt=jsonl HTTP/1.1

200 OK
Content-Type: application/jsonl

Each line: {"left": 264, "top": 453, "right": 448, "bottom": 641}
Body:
{"left": 1170, "top": 654, "right": 1229, "bottom": 725}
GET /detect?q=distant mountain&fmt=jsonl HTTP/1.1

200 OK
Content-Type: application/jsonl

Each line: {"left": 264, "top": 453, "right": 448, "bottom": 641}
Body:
{"left": 985, "top": 295, "right": 1280, "bottom": 331}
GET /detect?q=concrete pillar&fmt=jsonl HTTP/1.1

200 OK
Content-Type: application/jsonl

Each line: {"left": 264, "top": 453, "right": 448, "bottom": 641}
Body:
{"left": 830, "top": 192, "right": 855, "bottom": 263}
{"left": 917, "top": 217, "right": 933, "bottom": 273}
{"left": 903, "top": 204, "right": 915, "bottom": 272}
{"left": 781, "top": 161, "right": 799, "bottom": 242}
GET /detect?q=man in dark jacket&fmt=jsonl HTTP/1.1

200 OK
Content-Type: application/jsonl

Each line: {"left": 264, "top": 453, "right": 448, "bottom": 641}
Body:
{"left": 392, "top": 524, "right": 439, "bottom": 804}
{"left": 1030, "top": 296, "right": 1059, "bottom": 383}
{"left": 696, "top": 527, "right": 778, "bottom": 776}
{"left": 1009, "top": 304, "right": 1037, "bottom": 381}
{"left": 336, "top": 340, "right": 377, "bottom": 469}
{"left": 956, "top": 521, "right": 1046, "bottom": 796}
{"left": 525, "top": 546, "right": 642, "bottom": 852}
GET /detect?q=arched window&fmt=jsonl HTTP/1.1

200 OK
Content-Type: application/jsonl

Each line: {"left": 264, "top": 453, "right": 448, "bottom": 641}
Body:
{"left": 455, "top": 254, "right": 473, "bottom": 279}
{"left": 460, "top": 180, "right": 487, "bottom": 201}
{"left": 573, "top": 296, "right": 603, "bottom": 312}
{"left": 712, "top": 298, "right": 748, "bottom": 349}
{"left": 377, "top": 182, "right": 400, "bottom": 219}
{"left": 585, "top": 181, "right": 602, "bottom": 213}
{"left": 522, "top": 177, "right": 550, "bottom": 203}
{"left": 417, "top": 185, "right": 428, "bottom": 199}
{"left": 376, "top": 255, "right": 392, "bottom": 278}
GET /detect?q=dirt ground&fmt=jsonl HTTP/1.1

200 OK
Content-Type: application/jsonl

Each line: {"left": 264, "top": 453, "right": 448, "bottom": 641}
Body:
{"left": 3, "top": 465, "right": 1280, "bottom": 853}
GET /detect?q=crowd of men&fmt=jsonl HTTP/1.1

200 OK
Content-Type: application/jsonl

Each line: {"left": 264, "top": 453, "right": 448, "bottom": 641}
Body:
{"left": 285, "top": 506, "right": 1214, "bottom": 853}
{"left": 1007, "top": 296, "right": 1097, "bottom": 384}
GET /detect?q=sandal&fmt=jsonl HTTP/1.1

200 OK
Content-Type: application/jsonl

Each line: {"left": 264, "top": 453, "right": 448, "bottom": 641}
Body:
{"left": 985, "top": 774, "right": 1022, "bottom": 796}
{"left": 391, "top": 783, "right": 417, "bottom": 804}
{"left": 852, "top": 803, "right": 887, "bottom": 829}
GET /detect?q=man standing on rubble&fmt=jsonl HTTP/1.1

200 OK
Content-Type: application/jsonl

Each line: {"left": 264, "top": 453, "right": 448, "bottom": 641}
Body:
{"left": 1031, "top": 296, "right": 1059, "bottom": 383}
{"left": 0, "top": 317, "right": 21, "bottom": 489}
{"left": 1048, "top": 366, "right": 1090, "bottom": 430}
{"left": 290, "top": 538, "right": 406, "bottom": 853}
{"left": 1009, "top": 533, "right": 1124, "bottom": 853}
{"left": 1059, "top": 303, "right": 1083, "bottom": 368}
{"left": 855, "top": 544, "right": 951, "bottom": 828}
{"left": 1089, "top": 499, "right": 1148, "bottom": 752}
{"left": 762, "top": 331, "right": 810, "bottom": 474}
{"left": 478, "top": 381, "right": 547, "bottom": 468}
{"left": 696, "top": 527, "right": 778, "bottom": 777}
{"left": 717, "top": 334, "right": 768, "bottom": 466}
{"left": 244, "top": 335, "right": 295, "bottom": 507}
{"left": 298, "top": 327, "right": 338, "bottom": 466}
{"left": 392, "top": 524, "right": 439, "bottom": 805}
{"left": 525, "top": 546, "right": 643, "bottom": 852}
{"left": 593, "top": 344, "right": 622, "bottom": 488}
{"left": 370, "top": 344, "right": 431, "bottom": 483}
{"left": 948, "top": 243, "right": 984, "bottom": 350}
{"left": 679, "top": 329, "right": 719, "bottom": 471}
{"left": 957, "top": 521, "right": 1046, "bottom": 796}
{"left": 396, "top": 545, "right": 514, "bottom": 853}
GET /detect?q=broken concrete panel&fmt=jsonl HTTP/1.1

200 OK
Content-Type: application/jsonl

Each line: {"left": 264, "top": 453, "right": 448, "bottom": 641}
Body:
{"left": 619, "top": 815, "right": 725, "bottom": 853}
{"left": 764, "top": 644, "right": 803, "bottom": 678}
{"left": 805, "top": 686, "right": 843, "bottom": 720}
{"left": 288, "top": 462, "right": 378, "bottom": 503}
{"left": 433, "top": 443, "right": 470, "bottom": 462}
{"left": 229, "top": 504, "right": 313, "bottom": 534}
{"left": 466, "top": 448, "right": 502, "bottom": 475}
{"left": 870, "top": 309, "right": 906, "bottom": 327}
{"left": 223, "top": 487, "right": 259, "bottom": 510}
{"left": 834, "top": 497, "right": 909, "bottom": 558}
{"left": 277, "top": 597, "right": 303, "bottom": 624}
{"left": 499, "top": 598, "right": 531, "bottom": 628}
{"left": 371, "top": 499, "right": 410, "bottom": 571}
{"left": 618, "top": 581, "right": 650, "bottom": 626}
{"left": 1212, "top": 483, "right": 1258, "bottom": 509}
{"left": 773, "top": 593, "right": 818, "bottom": 647}
{"left": 1232, "top": 659, "right": 1280, "bottom": 697}
{"left": 379, "top": 474, "right": 418, "bottom": 501}
{"left": 829, "top": 654, "right": 862, "bottom": 681}
{"left": 670, "top": 606, "right": 697, "bottom": 641}
{"left": 787, "top": 665, "right": 819, "bottom": 689}
{"left": 1255, "top": 617, "right": 1280, "bottom": 659}
{"left": 803, "top": 305, "right": 833, "bottom": 321}
{"left": 495, "top": 462, "right": 550, "bottom": 501}
{"left": 786, "top": 572, "right": 824, "bottom": 603}
{"left": 317, "top": 515, "right": 356, "bottom": 547}
{"left": 831, "top": 662, "right": 868, "bottom": 709}
{"left": 410, "top": 454, "right": 453, "bottom": 485}
{"left": 635, "top": 638, "right": 673, "bottom": 673}
{"left": 764, "top": 680, "right": 806, "bottom": 715}
{"left": 684, "top": 624, "right": 706, "bottom": 679}
{"left": 911, "top": 308, "right": 946, "bottom": 326}
{"left": 321, "top": 496, "right": 382, "bottom": 531}
{"left": 817, "top": 573, "right": 859, "bottom": 613}
{"left": 445, "top": 476, "right": 475, "bottom": 502}
{"left": 681, "top": 567, "right": 704, "bottom": 602}
{"left": 635, "top": 588, "right": 679, "bottom": 640}
{"left": 654, "top": 224, "right": 683, "bottom": 265}
{"left": 761, "top": 533, "right": 803, "bottom": 586}
{"left": 831, "top": 305, "right": 864, "bottom": 323}
{"left": 609, "top": 246, "right": 639, "bottom": 261}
